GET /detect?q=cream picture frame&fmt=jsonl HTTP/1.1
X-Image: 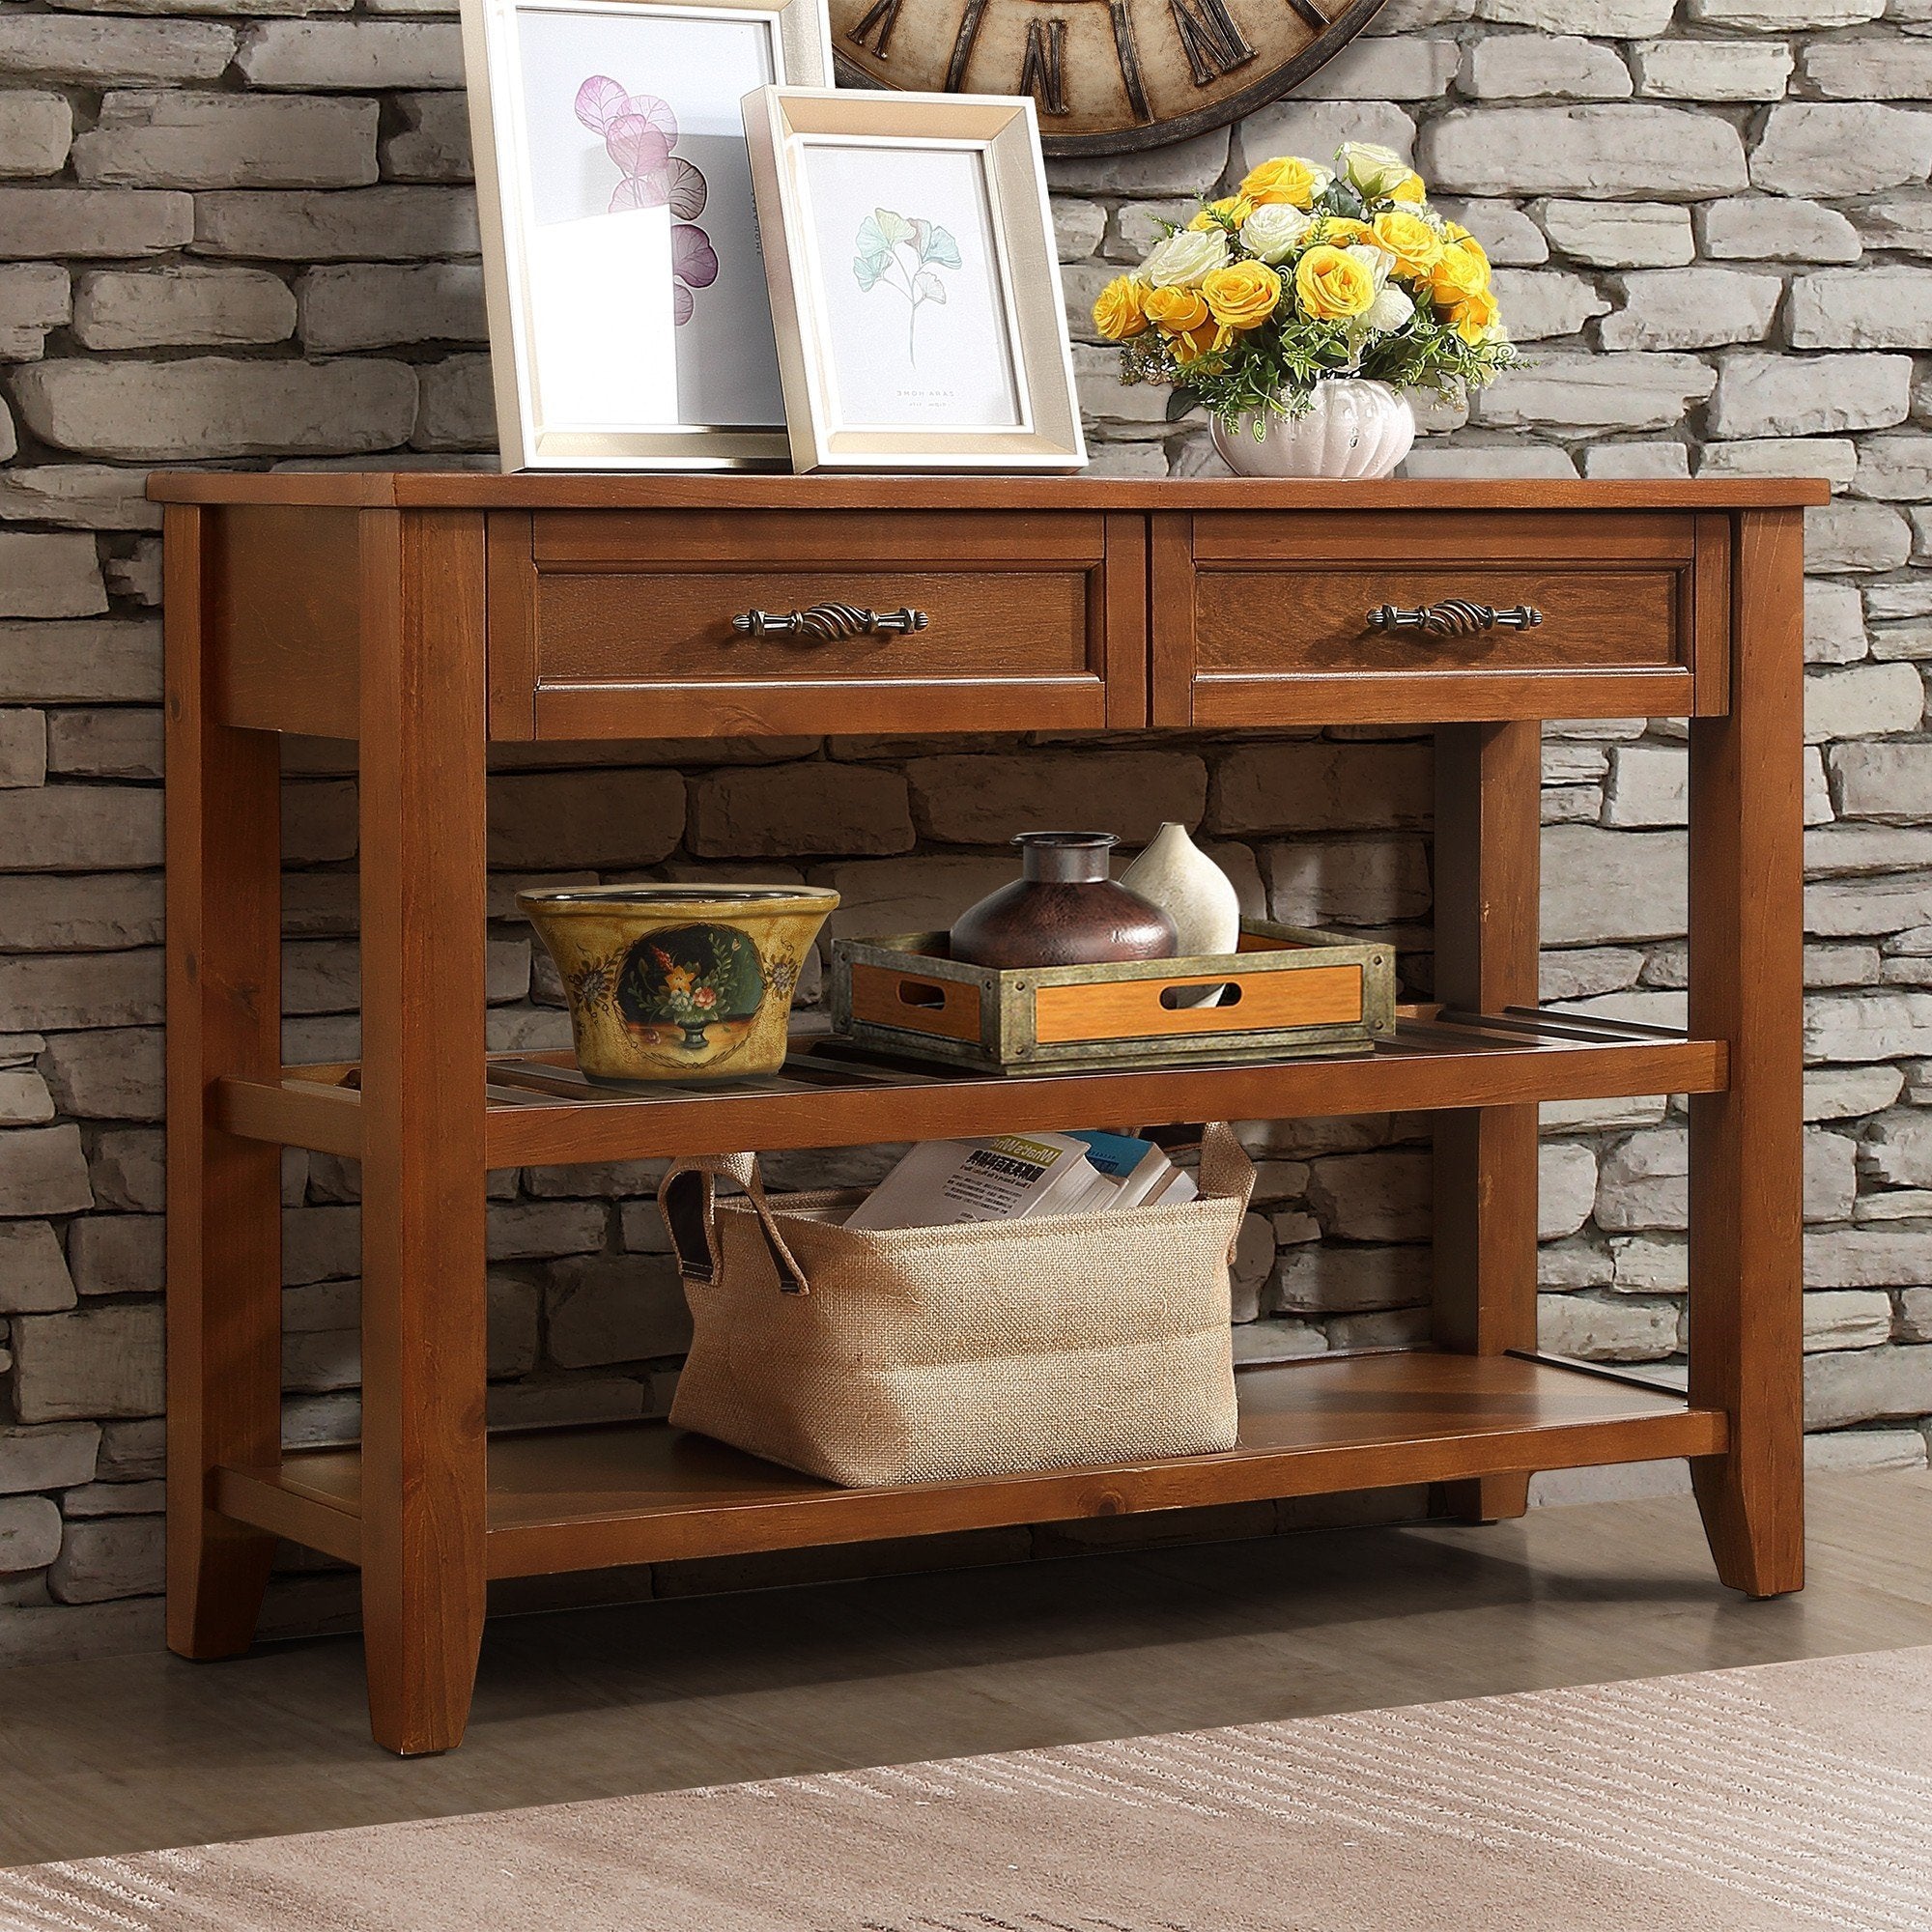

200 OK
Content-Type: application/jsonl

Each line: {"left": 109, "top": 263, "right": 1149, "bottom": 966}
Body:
{"left": 741, "top": 88, "right": 1088, "bottom": 474}
{"left": 461, "top": 0, "right": 833, "bottom": 470}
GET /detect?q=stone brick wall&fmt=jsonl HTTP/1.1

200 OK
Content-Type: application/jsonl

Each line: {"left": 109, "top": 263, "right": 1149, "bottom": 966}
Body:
{"left": 4, "top": 0, "right": 1932, "bottom": 1660}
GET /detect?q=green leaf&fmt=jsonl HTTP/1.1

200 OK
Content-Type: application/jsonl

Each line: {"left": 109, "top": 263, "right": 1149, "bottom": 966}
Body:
{"left": 1165, "top": 387, "right": 1202, "bottom": 422}
{"left": 870, "top": 208, "right": 914, "bottom": 246}
{"left": 922, "top": 223, "right": 962, "bottom": 270}
{"left": 852, "top": 251, "right": 887, "bottom": 292}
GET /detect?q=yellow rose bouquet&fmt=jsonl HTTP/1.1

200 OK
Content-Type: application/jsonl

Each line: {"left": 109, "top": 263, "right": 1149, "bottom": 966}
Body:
{"left": 1094, "top": 141, "right": 1515, "bottom": 436}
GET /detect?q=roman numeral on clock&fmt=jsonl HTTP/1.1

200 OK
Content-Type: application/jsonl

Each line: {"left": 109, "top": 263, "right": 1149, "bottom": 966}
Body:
{"left": 1169, "top": 0, "right": 1256, "bottom": 85}
{"left": 1019, "top": 16, "right": 1069, "bottom": 115}
{"left": 1286, "top": 0, "right": 1328, "bottom": 27}
{"left": 845, "top": 0, "right": 903, "bottom": 54}
{"left": 945, "top": 0, "right": 990, "bottom": 88}
{"left": 1109, "top": 0, "right": 1153, "bottom": 120}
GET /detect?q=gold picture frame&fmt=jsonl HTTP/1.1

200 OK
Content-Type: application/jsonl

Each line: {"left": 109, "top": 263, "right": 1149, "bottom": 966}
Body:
{"left": 461, "top": 0, "right": 833, "bottom": 471}
{"left": 741, "top": 86, "right": 1087, "bottom": 474}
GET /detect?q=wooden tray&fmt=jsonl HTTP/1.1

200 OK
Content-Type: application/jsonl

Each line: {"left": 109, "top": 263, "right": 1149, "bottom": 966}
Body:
{"left": 828, "top": 920, "right": 1396, "bottom": 1076}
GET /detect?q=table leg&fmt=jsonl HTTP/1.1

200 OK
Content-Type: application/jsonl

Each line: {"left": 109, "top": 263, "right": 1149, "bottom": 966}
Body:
{"left": 164, "top": 503, "right": 283, "bottom": 1659}
{"left": 1688, "top": 509, "right": 1805, "bottom": 1598}
{"left": 1432, "top": 720, "right": 1543, "bottom": 1521}
{"left": 355, "top": 509, "right": 492, "bottom": 1752}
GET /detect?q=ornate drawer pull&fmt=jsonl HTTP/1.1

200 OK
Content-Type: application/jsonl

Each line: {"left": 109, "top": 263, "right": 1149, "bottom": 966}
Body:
{"left": 1366, "top": 600, "right": 1545, "bottom": 638}
{"left": 731, "top": 602, "right": 929, "bottom": 642}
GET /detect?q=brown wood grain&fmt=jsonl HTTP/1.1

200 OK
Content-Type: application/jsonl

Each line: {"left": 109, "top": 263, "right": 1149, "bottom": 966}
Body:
{"left": 1031, "top": 964, "right": 1363, "bottom": 1044}
{"left": 354, "top": 508, "right": 492, "bottom": 1755}
{"left": 471, "top": 1029, "right": 1726, "bottom": 1169}
{"left": 1188, "top": 667, "right": 1697, "bottom": 727}
{"left": 1194, "top": 569, "right": 1681, "bottom": 674}
{"left": 1102, "top": 511, "right": 1147, "bottom": 729}
{"left": 1692, "top": 512, "right": 1734, "bottom": 717}
{"left": 1432, "top": 722, "right": 1544, "bottom": 1524}
{"left": 847, "top": 964, "right": 984, "bottom": 1042}
{"left": 213, "top": 1352, "right": 1727, "bottom": 1579}
{"left": 1688, "top": 508, "right": 1806, "bottom": 1599}
{"left": 148, "top": 472, "right": 1832, "bottom": 513}
{"left": 1149, "top": 510, "right": 1194, "bottom": 728}
{"left": 160, "top": 476, "right": 1810, "bottom": 1754}
{"left": 163, "top": 502, "right": 285, "bottom": 1662}
{"left": 206, "top": 504, "right": 360, "bottom": 738}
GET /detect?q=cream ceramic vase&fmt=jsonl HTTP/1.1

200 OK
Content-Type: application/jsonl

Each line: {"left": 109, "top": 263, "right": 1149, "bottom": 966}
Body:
{"left": 1120, "top": 824, "right": 1241, "bottom": 1007}
{"left": 1210, "top": 379, "right": 1416, "bottom": 481}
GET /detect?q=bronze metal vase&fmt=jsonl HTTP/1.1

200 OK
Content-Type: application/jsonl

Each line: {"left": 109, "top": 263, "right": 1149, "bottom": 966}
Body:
{"left": 948, "top": 832, "right": 1177, "bottom": 970}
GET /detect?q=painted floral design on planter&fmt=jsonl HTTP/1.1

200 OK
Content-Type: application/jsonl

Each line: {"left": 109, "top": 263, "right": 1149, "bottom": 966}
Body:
{"left": 852, "top": 209, "right": 960, "bottom": 363}
{"left": 616, "top": 923, "right": 765, "bottom": 1053}
{"left": 575, "top": 75, "right": 719, "bottom": 326}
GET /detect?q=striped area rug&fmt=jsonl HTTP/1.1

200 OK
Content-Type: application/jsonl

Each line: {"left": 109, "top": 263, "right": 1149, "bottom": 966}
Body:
{"left": 4, "top": 1645, "right": 1930, "bottom": 1932}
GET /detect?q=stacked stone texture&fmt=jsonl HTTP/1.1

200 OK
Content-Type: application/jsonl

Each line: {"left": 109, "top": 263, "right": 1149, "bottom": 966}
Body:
{"left": 2, "top": 0, "right": 1931, "bottom": 1660}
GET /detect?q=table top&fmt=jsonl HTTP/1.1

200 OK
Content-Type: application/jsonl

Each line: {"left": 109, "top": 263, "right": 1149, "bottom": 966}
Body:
{"left": 146, "top": 470, "right": 1833, "bottom": 511}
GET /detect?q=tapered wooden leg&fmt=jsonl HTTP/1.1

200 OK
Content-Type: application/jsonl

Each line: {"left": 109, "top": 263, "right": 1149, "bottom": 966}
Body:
{"left": 1689, "top": 510, "right": 1805, "bottom": 1599}
{"left": 355, "top": 510, "right": 491, "bottom": 1753}
{"left": 165, "top": 504, "right": 283, "bottom": 1660}
{"left": 1432, "top": 721, "right": 1542, "bottom": 1522}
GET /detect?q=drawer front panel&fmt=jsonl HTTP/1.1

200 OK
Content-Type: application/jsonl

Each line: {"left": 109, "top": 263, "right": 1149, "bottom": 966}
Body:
{"left": 492, "top": 509, "right": 1143, "bottom": 739}
{"left": 1195, "top": 566, "right": 1681, "bottom": 675}
{"left": 537, "top": 569, "right": 1090, "bottom": 685}
{"left": 1161, "top": 510, "right": 1724, "bottom": 725}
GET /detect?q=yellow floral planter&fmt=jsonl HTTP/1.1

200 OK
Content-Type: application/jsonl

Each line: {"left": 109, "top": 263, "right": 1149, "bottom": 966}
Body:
{"left": 519, "top": 886, "right": 838, "bottom": 1085}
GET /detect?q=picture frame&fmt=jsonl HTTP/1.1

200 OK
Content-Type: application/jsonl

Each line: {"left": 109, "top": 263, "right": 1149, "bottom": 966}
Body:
{"left": 460, "top": 0, "right": 833, "bottom": 470}
{"left": 741, "top": 87, "right": 1087, "bottom": 473}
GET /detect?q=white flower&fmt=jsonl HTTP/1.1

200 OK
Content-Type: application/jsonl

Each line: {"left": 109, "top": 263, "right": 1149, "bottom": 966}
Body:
{"left": 1335, "top": 141, "right": 1411, "bottom": 199}
{"left": 1344, "top": 242, "right": 1398, "bottom": 289}
{"left": 1141, "top": 227, "right": 1231, "bottom": 288}
{"left": 1239, "top": 203, "right": 1315, "bottom": 264}
{"left": 1362, "top": 283, "right": 1415, "bottom": 334}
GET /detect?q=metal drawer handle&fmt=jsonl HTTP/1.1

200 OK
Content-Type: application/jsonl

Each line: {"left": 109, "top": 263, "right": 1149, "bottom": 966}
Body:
{"left": 1366, "top": 600, "right": 1545, "bottom": 638}
{"left": 730, "top": 602, "right": 929, "bottom": 642}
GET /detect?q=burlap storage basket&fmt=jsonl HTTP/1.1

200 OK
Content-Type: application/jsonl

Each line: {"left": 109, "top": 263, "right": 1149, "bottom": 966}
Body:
{"left": 657, "top": 1124, "right": 1255, "bottom": 1489}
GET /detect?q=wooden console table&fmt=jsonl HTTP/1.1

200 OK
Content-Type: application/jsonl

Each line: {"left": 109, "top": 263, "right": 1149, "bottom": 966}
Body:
{"left": 153, "top": 473, "right": 1824, "bottom": 1755}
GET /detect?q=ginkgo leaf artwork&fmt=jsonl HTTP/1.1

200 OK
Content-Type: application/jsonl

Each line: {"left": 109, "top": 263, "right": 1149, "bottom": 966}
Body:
{"left": 852, "top": 209, "right": 961, "bottom": 362}
{"left": 575, "top": 74, "right": 718, "bottom": 326}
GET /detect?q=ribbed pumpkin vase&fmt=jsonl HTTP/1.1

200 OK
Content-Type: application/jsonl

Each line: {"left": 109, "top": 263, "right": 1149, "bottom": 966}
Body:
{"left": 1210, "top": 380, "right": 1415, "bottom": 481}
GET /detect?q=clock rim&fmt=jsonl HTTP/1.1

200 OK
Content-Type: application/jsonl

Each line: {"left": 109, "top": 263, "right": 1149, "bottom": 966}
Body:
{"left": 830, "top": 0, "right": 1393, "bottom": 157}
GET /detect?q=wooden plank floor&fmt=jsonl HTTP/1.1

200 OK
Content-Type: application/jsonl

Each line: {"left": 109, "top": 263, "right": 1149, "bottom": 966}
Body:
{"left": 2, "top": 1468, "right": 1929, "bottom": 1867}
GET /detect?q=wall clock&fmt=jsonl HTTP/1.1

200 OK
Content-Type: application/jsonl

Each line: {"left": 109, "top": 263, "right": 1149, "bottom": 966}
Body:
{"left": 832, "top": 0, "right": 1391, "bottom": 156}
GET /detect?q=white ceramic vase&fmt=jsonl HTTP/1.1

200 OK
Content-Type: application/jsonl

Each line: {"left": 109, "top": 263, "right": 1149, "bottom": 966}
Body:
{"left": 1121, "top": 824, "right": 1241, "bottom": 1007}
{"left": 1210, "top": 379, "right": 1416, "bottom": 481}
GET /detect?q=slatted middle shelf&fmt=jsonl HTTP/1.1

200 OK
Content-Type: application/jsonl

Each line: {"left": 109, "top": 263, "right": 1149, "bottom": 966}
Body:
{"left": 213, "top": 1008, "right": 1726, "bottom": 1168}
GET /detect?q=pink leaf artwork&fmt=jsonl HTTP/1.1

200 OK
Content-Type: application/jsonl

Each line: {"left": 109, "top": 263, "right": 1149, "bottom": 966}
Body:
{"left": 671, "top": 224, "right": 719, "bottom": 290}
{"left": 576, "top": 77, "right": 713, "bottom": 326}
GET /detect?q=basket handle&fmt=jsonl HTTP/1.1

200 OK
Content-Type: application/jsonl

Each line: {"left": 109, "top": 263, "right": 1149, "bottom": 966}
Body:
{"left": 1198, "top": 1122, "right": 1257, "bottom": 1263}
{"left": 658, "top": 1151, "right": 810, "bottom": 1295}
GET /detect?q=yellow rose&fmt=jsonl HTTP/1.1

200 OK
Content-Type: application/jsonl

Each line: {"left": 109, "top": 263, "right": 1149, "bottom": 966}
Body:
{"left": 1201, "top": 260, "right": 1282, "bottom": 331}
{"left": 1447, "top": 286, "right": 1501, "bottom": 346}
{"left": 1370, "top": 210, "right": 1443, "bottom": 281}
{"left": 1390, "top": 171, "right": 1427, "bottom": 204}
{"left": 1441, "top": 224, "right": 1492, "bottom": 271}
{"left": 1238, "top": 155, "right": 1333, "bottom": 209}
{"left": 1430, "top": 244, "right": 1489, "bottom": 310}
{"left": 1092, "top": 275, "right": 1149, "bottom": 341}
{"left": 1187, "top": 194, "right": 1254, "bottom": 231}
{"left": 1170, "top": 319, "right": 1227, "bottom": 364}
{"left": 1293, "top": 244, "right": 1377, "bottom": 322}
{"left": 1314, "top": 215, "right": 1377, "bottom": 248}
{"left": 1144, "top": 284, "right": 1211, "bottom": 334}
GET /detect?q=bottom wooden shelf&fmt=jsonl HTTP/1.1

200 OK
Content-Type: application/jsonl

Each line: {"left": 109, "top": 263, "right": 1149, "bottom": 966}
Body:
{"left": 214, "top": 1351, "right": 1726, "bottom": 1583}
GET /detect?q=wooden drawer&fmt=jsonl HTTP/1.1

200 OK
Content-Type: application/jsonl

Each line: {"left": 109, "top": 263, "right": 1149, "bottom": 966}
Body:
{"left": 1154, "top": 510, "right": 1730, "bottom": 725}
{"left": 488, "top": 509, "right": 1145, "bottom": 739}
